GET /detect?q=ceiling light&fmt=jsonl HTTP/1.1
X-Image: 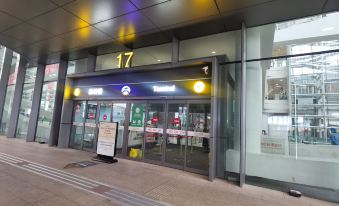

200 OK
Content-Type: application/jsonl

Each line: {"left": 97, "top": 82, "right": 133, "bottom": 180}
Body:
{"left": 157, "top": 59, "right": 161, "bottom": 62}
{"left": 280, "top": 79, "right": 283, "bottom": 82}
{"left": 275, "top": 83, "right": 279, "bottom": 86}
{"left": 322, "top": 27, "right": 334, "bottom": 32}
{"left": 212, "top": 51, "right": 216, "bottom": 54}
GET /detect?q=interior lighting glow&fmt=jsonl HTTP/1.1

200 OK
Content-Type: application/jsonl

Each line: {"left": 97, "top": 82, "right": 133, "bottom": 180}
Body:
{"left": 194, "top": 81, "right": 205, "bottom": 93}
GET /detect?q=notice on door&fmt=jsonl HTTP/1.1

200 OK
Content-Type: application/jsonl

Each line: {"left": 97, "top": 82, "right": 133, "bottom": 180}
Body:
{"left": 97, "top": 122, "right": 118, "bottom": 157}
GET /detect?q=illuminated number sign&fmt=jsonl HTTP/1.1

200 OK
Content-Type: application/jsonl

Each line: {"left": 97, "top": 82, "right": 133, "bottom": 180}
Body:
{"left": 117, "top": 52, "right": 134, "bottom": 68}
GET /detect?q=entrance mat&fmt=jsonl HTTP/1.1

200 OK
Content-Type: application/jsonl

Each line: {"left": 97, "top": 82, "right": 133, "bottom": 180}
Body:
{"left": 64, "top": 161, "right": 98, "bottom": 169}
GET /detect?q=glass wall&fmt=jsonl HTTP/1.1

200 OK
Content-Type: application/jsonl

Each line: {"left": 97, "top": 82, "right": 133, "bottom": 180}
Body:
{"left": 0, "top": 46, "right": 6, "bottom": 78}
{"left": 16, "top": 67, "right": 37, "bottom": 138}
{"left": 67, "top": 58, "right": 88, "bottom": 75}
{"left": 0, "top": 52, "right": 20, "bottom": 134}
{"left": 245, "top": 11, "right": 339, "bottom": 192}
{"left": 35, "top": 64, "right": 59, "bottom": 143}
{"left": 179, "top": 30, "right": 241, "bottom": 62}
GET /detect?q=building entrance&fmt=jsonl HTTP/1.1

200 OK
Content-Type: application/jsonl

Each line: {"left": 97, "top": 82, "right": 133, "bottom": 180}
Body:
{"left": 70, "top": 99, "right": 211, "bottom": 175}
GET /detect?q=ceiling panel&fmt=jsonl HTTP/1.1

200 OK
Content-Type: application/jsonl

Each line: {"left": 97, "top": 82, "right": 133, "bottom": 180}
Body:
{"left": 3, "top": 23, "right": 53, "bottom": 44}
{"left": 0, "top": 11, "right": 21, "bottom": 32}
{"left": 0, "top": 34, "right": 26, "bottom": 49}
{"left": 0, "top": 0, "right": 57, "bottom": 20}
{"left": 15, "top": 44, "right": 43, "bottom": 59}
{"left": 242, "top": 0, "right": 326, "bottom": 27}
{"left": 49, "top": 0, "right": 76, "bottom": 6}
{"left": 141, "top": 0, "right": 220, "bottom": 28}
{"left": 216, "top": 0, "right": 273, "bottom": 13}
{"left": 33, "top": 37, "right": 68, "bottom": 53}
{"left": 128, "top": 0, "right": 170, "bottom": 9}
{"left": 94, "top": 12, "right": 157, "bottom": 39}
{"left": 28, "top": 8, "right": 89, "bottom": 35}
{"left": 58, "top": 26, "right": 111, "bottom": 49}
{"left": 63, "top": 0, "right": 137, "bottom": 24}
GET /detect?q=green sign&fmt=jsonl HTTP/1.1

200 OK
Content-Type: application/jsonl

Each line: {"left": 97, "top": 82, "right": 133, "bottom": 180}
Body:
{"left": 131, "top": 104, "right": 144, "bottom": 127}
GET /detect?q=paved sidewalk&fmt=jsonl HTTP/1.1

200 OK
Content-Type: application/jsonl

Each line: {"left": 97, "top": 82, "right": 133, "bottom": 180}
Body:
{"left": 0, "top": 137, "right": 336, "bottom": 206}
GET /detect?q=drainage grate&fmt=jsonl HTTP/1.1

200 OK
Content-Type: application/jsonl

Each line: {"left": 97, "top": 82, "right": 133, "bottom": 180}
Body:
{"left": 64, "top": 161, "right": 98, "bottom": 169}
{"left": 146, "top": 183, "right": 176, "bottom": 200}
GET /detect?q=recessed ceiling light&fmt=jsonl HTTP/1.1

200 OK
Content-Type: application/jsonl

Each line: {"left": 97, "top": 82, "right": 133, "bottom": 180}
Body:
{"left": 157, "top": 59, "right": 161, "bottom": 62}
{"left": 212, "top": 51, "right": 216, "bottom": 54}
{"left": 322, "top": 27, "right": 334, "bottom": 32}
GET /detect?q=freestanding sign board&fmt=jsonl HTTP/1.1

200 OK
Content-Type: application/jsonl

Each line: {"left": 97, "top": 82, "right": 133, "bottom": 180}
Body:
{"left": 94, "top": 122, "right": 118, "bottom": 163}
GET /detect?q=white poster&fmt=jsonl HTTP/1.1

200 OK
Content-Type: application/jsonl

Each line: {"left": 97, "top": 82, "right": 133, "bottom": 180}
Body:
{"left": 97, "top": 122, "right": 118, "bottom": 157}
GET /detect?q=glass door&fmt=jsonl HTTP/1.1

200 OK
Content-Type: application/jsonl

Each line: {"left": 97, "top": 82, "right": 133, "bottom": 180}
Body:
{"left": 127, "top": 103, "right": 146, "bottom": 160}
{"left": 165, "top": 103, "right": 188, "bottom": 169}
{"left": 70, "top": 101, "right": 86, "bottom": 149}
{"left": 112, "top": 103, "right": 127, "bottom": 155}
{"left": 83, "top": 101, "right": 98, "bottom": 152}
{"left": 144, "top": 103, "right": 165, "bottom": 162}
{"left": 186, "top": 103, "right": 211, "bottom": 174}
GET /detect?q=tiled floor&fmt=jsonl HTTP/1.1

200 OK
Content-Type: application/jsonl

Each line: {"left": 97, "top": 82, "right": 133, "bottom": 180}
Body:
{"left": 0, "top": 137, "right": 337, "bottom": 206}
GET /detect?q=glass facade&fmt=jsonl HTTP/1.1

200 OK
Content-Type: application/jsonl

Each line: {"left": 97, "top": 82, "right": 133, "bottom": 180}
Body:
{"left": 0, "top": 46, "right": 6, "bottom": 78}
{"left": 16, "top": 67, "right": 37, "bottom": 138}
{"left": 245, "top": 12, "right": 339, "bottom": 193}
{"left": 0, "top": 52, "right": 20, "bottom": 134}
{"left": 35, "top": 64, "right": 59, "bottom": 143}
{"left": 67, "top": 58, "right": 88, "bottom": 75}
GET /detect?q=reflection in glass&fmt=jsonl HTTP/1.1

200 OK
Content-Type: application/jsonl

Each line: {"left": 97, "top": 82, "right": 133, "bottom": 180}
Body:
{"left": 67, "top": 58, "right": 88, "bottom": 75}
{"left": 0, "top": 85, "right": 15, "bottom": 133}
{"left": 186, "top": 104, "right": 211, "bottom": 172}
{"left": 24, "top": 67, "right": 37, "bottom": 83}
{"left": 70, "top": 101, "right": 86, "bottom": 149}
{"left": 144, "top": 104, "right": 165, "bottom": 162}
{"left": 113, "top": 103, "right": 126, "bottom": 155}
{"left": 44, "top": 64, "right": 59, "bottom": 82}
{"left": 83, "top": 102, "right": 97, "bottom": 151}
{"left": 16, "top": 84, "right": 35, "bottom": 138}
{"left": 127, "top": 103, "right": 145, "bottom": 160}
{"left": 0, "top": 46, "right": 6, "bottom": 78}
{"left": 165, "top": 104, "right": 187, "bottom": 167}
{"left": 36, "top": 82, "right": 57, "bottom": 142}
{"left": 99, "top": 102, "right": 112, "bottom": 122}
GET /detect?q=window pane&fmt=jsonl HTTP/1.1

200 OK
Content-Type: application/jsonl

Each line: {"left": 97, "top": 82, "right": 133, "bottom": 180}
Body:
{"left": 132, "top": 43, "right": 171, "bottom": 67}
{"left": 67, "top": 58, "right": 88, "bottom": 75}
{"left": 245, "top": 52, "right": 339, "bottom": 191}
{"left": 0, "top": 85, "right": 15, "bottom": 133}
{"left": 0, "top": 46, "right": 6, "bottom": 78}
{"left": 179, "top": 30, "right": 241, "bottom": 62}
{"left": 44, "top": 64, "right": 59, "bottom": 82}
{"left": 36, "top": 81, "right": 57, "bottom": 142}
{"left": 24, "top": 67, "right": 37, "bottom": 84}
{"left": 247, "top": 11, "right": 339, "bottom": 60}
{"left": 7, "top": 52, "right": 20, "bottom": 85}
{"left": 16, "top": 83, "right": 35, "bottom": 138}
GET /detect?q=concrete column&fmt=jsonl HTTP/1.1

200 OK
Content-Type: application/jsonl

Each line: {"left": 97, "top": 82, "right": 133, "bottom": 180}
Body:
{"left": 57, "top": 78, "right": 74, "bottom": 148}
{"left": 7, "top": 57, "right": 27, "bottom": 138}
{"left": 48, "top": 60, "right": 67, "bottom": 146}
{"left": 0, "top": 49, "right": 13, "bottom": 127}
{"left": 26, "top": 64, "right": 45, "bottom": 142}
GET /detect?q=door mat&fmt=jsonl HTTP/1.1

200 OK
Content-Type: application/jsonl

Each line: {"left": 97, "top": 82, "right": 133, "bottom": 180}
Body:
{"left": 64, "top": 161, "right": 98, "bottom": 169}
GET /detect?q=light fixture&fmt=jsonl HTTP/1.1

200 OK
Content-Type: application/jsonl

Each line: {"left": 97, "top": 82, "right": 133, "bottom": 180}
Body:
{"left": 194, "top": 81, "right": 205, "bottom": 93}
{"left": 280, "top": 79, "right": 283, "bottom": 82}
{"left": 157, "top": 59, "right": 161, "bottom": 62}
{"left": 73, "top": 88, "right": 81, "bottom": 97}
{"left": 275, "top": 83, "right": 279, "bottom": 86}
{"left": 212, "top": 51, "right": 216, "bottom": 54}
{"left": 322, "top": 27, "right": 334, "bottom": 32}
